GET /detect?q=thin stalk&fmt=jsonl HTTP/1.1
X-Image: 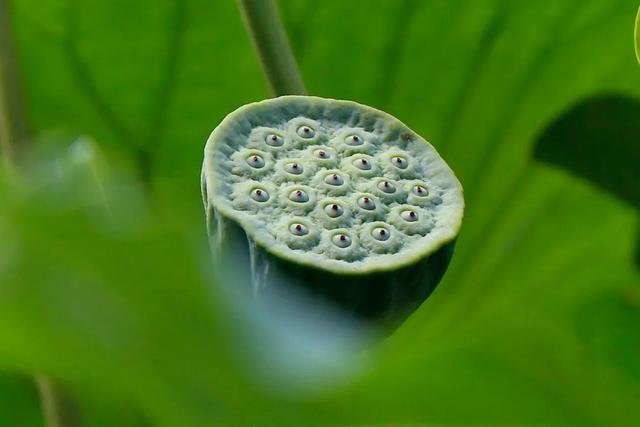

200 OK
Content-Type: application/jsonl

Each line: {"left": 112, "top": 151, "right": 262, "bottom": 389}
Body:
{"left": 0, "top": 2, "right": 82, "bottom": 426}
{"left": 35, "top": 376, "right": 83, "bottom": 427}
{"left": 635, "top": 5, "right": 640, "bottom": 64}
{"left": 0, "top": 0, "right": 28, "bottom": 173}
{"left": 237, "top": 0, "right": 307, "bottom": 96}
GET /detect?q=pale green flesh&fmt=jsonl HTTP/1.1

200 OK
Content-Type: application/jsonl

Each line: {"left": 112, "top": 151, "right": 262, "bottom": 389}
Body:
{"left": 202, "top": 96, "right": 464, "bottom": 274}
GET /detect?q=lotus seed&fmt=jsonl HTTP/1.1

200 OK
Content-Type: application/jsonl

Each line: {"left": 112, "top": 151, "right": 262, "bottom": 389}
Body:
{"left": 378, "top": 180, "right": 396, "bottom": 193}
{"left": 289, "top": 189, "right": 309, "bottom": 203}
{"left": 332, "top": 233, "right": 352, "bottom": 248}
{"left": 346, "top": 134, "right": 363, "bottom": 146}
{"left": 353, "top": 158, "right": 372, "bottom": 170}
{"left": 324, "top": 173, "right": 344, "bottom": 186}
{"left": 265, "top": 133, "right": 284, "bottom": 147}
{"left": 250, "top": 188, "right": 269, "bottom": 202}
{"left": 413, "top": 184, "right": 428, "bottom": 196}
{"left": 401, "top": 210, "right": 418, "bottom": 222}
{"left": 246, "top": 155, "right": 265, "bottom": 168}
{"left": 314, "top": 149, "right": 328, "bottom": 159}
{"left": 372, "top": 227, "right": 390, "bottom": 241}
{"left": 285, "top": 162, "right": 303, "bottom": 175}
{"left": 392, "top": 156, "right": 408, "bottom": 169}
{"left": 324, "top": 203, "right": 344, "bottom": 218}
{"left": 358, "top": 196, "right": 376, "bottom": 210}
{"left": 297, "top": 126, "right": 315, "bottom": 138}
{"left": 289, "top": 223, "right": 309, "bottom": 236}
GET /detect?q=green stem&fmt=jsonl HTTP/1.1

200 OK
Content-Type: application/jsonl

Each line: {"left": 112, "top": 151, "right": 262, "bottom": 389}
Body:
{"left": 635, "top": 5, "right": 640, "bottom": 64}
{"left": 35, "top": 376, "right": 83, "bottom": 427}
{"left": 237, "top": 0, "right": 307, "bottom": 96}
{"left": 0, "top": 0, "right": 28, "bottom": 173}
{"left": 0, "top": 2, "right": 82, "bottom": 426}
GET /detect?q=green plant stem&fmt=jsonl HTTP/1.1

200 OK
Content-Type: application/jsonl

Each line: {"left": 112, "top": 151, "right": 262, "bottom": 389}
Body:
{"left": 635, "top": 5, "right": 640, "bottom": 64}
{"left": 35, "top": 376, "right": 83, "bottom": 427}
{"left": 0, "top": 0, "right": 28, "bottom": 173}
{"left": 0, "top": 2, "right": 82, "bottom": 426}
{"left": 237, "top": 0, "right": 307, "bottom": 96}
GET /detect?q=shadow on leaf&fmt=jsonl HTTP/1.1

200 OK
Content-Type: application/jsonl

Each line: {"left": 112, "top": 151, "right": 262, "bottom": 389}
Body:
{"left": 534, "top": 94, "right": 640, "bottom": 269}
{"left": 534, "top": 94, "right": 640, "bottom": 209}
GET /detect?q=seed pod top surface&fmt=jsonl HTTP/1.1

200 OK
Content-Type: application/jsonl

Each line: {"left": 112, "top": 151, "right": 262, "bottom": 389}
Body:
{"left": 202, "top": 96, "right": 464, "bottom": 274}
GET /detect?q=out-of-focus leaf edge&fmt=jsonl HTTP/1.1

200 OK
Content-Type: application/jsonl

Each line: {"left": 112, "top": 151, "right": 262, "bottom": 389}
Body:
{"left": 636, "top": 5, "right": 640, "bottom": 64}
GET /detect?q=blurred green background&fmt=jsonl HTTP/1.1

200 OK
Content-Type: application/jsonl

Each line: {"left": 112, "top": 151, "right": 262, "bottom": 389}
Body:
{"left": 1, "top": 0, "right": 639, "bottom": 426}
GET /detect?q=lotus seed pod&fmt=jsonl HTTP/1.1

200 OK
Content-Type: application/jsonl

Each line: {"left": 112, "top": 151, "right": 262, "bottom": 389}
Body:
{"left": 202, "top": 96, "right": 464, "bottom": 330}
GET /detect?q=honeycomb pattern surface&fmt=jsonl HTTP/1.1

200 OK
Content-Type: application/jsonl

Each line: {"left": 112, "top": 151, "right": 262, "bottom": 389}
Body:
{"left": 203, "top": 96, "right": 464, "bottom": 273}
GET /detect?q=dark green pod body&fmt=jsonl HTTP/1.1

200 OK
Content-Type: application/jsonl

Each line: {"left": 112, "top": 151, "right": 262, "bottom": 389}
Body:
{"left": 206, "top": 203, "right": 454, "bottom": 330}
{"left": 202, "top": 96, "right": 463, "bottom": 331}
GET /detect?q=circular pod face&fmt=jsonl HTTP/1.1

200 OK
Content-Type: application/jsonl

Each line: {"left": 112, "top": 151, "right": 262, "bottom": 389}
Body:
{"left": 202, "top": 96, "right": 464, "bottom": 274}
